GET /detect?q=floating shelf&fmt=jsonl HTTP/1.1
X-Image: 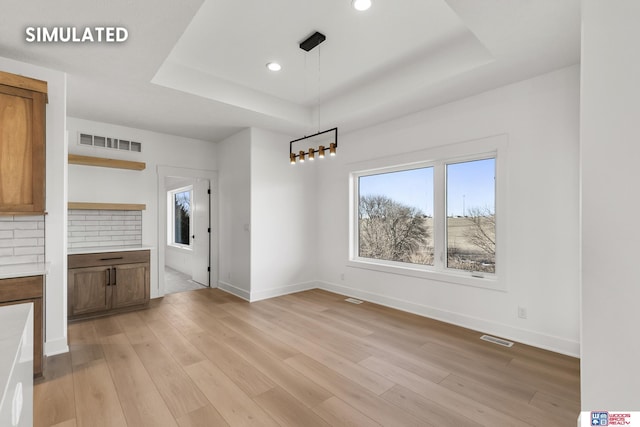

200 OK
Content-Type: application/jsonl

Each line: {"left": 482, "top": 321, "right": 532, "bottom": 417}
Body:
{"left": 68, "top": 154, "right": 146, "bottom": 171}
{"left": 68, "top": 202, "right": 146, "bottom": 211}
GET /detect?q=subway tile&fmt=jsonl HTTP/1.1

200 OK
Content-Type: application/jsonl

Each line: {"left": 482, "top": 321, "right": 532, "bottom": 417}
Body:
{"left": 0, "top": 230, "right": 13, "bottom": 239}
{"left": 68, "top": 225, "right": 86, "bottom": 232}
{"left": 85, "top": 225, "right": 112, "bottom": 231}
{"left": 12, "top": 215, "right": 45, "bottom": 222}
{"left": 71, "top": 231, "right": 100, "bottom": 237}
{"left": 14, "top": 246, "right": 45, "bottom": 255}
{"left": 71, "top": 220, "right": 100, "bottom": 226}
{"left": 0, "top": 247, "right": 14, "bottom": 256}
{"left": 112, "top": 225, "right": 137, "bottom": 231}
{"left": 0, "top": 216, "right": 15, "bottom": 221}
{"left": 0, "top": 222, "right": 37, "bottom": 230}
{"left": 37, "top": 238, "right": 45, "bottom": 246}
{"left": 14, "top": 229, "right": 45, "bottom": 239}
{"left": 0, "top": 255, "right": 39, "bottom": 265}
{"left": 100, "top": 220, "right": 124, "bottom": 226}
{"left": 0, "top": 239, "right": 16, "bottom": 248}
{"left": 37, "top": 255, "right": 45, "bottom": 263}
{"left": 69, "top": 241, "right": 98, "bottom": 248}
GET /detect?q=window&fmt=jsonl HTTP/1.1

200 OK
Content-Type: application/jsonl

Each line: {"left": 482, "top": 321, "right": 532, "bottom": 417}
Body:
{"left": 350, "top": 138, "right": 504, "bottom": 289}
{"left": 169, "top": 187, "right": 192, "bottom": 248}
{"left": 446, "top": 158, "right": 495, "bottom": 273}
{"left": 358, "top": 167, "right": 434, "bottom": 265}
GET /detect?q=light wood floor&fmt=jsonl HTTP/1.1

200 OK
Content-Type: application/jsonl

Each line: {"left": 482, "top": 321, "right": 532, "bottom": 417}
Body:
{"left": 34, "top": 288, "right": 580, "bottom": 427}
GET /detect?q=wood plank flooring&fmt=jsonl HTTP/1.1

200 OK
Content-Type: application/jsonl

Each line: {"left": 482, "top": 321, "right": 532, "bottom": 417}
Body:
{"left": 34, "top": 289, "right": 580, "bottom": 427}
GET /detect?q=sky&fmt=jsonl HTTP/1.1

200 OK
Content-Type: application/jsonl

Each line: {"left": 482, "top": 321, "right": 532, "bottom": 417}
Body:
{"left": 358, "top": 158, "right": 495, "bottom": 217}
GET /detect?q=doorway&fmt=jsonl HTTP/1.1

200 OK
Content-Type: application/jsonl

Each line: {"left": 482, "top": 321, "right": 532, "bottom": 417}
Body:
{"left": 157, "top": 166, "right": 218, "bottom": 297}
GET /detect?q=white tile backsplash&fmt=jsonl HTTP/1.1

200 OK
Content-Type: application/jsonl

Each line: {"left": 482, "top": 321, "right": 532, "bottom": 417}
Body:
{"left": 0, "top": 215, "right": 46, "bottom": 265}
{"left": 67, "top": 210, "right": 142, "bottom": 249}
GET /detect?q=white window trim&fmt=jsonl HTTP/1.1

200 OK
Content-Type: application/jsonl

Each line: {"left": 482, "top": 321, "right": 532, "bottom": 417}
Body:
{"left": 167, "top": 185, "right": 193, "bottom": 251}
{"left": 348, "top": 134, "right": 508, "bottom": 292}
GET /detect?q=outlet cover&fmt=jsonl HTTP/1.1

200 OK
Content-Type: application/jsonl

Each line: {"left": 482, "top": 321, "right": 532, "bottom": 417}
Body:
{"left": 518, "top": 306, "right": 527, "bottom": 319}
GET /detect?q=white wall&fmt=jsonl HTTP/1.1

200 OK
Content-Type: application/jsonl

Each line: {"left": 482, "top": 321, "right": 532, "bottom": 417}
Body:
{"left": 316, "top": 66, "right": 581, "bottom": 356}
{"left": 217, "top": 129, "right": 251, "bottom": 299}
{"left": 0, "top": 56, "right": 68, "bottom": 356}
{"left": 250, "top": 128, "right": 318, "bottom": 301}
{"left": 581, "top": 0, "right": 640, "bottom": 410}
{"left": 67, "top": 117, "right": 217, "bottom": 298}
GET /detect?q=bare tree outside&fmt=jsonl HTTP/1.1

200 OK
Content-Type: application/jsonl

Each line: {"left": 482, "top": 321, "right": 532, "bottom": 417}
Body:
{"left": 358, "top": 195, "right": 433, "bottom": 264}
{"left": 447, "top": 206, "right": 495, "bottom": 273}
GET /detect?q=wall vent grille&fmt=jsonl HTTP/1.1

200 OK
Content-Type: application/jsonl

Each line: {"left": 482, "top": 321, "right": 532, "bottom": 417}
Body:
{"left": 480, "top": 335, "right": 514, "bottom": 347}
{"left": 344, "top": 298, "right": 363, "bottom": 304}
{"left": 78, "top": 132, "right": 142, "bottom": 153}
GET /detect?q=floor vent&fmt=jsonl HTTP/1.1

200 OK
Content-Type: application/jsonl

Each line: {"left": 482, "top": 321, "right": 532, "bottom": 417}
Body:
{"left": 344, "top": 297, "right": 363, "bottom": 304}
{"left": 78, "top": 132, "right": 142, "bottom": 153}
{"left": 480, "top": 335, "right": 514, "bottom": 348}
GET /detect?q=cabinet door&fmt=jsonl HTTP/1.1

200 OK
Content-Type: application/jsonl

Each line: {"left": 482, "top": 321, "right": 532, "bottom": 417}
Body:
{"left": 0, "top": 84, "right": 46, "bottom": 214}
{"left": 68, "top": 266, "right": 112, "bottom": 316}
{"left": 111, "top": 262, "right": 149, "bottom": 309}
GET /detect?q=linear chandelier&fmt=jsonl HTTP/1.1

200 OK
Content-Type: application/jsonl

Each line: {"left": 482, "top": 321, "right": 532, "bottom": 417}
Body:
{"left": 290, "top": 127, "right": 338, "bottom": 164}
{"left": 289, "top": 31, "right": 338, "bottom": 164}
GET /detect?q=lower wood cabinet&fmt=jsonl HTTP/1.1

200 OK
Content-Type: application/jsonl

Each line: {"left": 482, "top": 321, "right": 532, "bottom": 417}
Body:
{"left": 0, "top": 275, "right": 44, "bottom": 377}
{"left": 68, "top": 250, "right": 150, "bottom": 320}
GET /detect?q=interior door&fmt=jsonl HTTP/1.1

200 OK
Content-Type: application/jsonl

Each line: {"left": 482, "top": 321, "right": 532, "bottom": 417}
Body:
{"left": 191, "top": 178, "right": 210, "bottom": 286}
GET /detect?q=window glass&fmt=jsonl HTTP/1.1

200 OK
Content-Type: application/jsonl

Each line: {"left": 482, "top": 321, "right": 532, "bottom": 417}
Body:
{"left": 446, "top": 158, "right": 495, "bottom": 273}
{"left": 358, "top": 167, "right": 434, "bottom": 265}
{"left": 174, "top": 190, "right": 191, "bottom": 246}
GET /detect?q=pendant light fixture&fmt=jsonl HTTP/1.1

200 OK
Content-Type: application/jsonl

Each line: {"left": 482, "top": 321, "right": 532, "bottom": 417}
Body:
{"left": 289, "top": 31, "right": 338, "bottom": 164}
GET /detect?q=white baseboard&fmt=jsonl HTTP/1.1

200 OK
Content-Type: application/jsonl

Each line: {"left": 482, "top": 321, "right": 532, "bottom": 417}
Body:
{"left": 250, "top": 281, "right": 319, "bottom": 302}
{"left": 45, "top": 336, "right": 69, "bottom": 356}
{"left": 218, "top": 281, "right": 250, "bottom": 301}
{"left": 317, "top": 280, "right": 580, "bottom": 357}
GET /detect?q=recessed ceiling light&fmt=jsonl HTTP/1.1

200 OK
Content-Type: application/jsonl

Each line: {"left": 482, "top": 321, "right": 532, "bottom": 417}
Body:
{"left": 352, "top": 0, "right": 371, "bottom": 11}
{"left": 266, "top": 62, "right": 282, "bottom": 72}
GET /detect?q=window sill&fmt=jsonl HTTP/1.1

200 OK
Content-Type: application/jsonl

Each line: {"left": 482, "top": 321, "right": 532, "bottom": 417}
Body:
{"left": 346, "top": 258, "right": 505, "bottom": 292}
{"left": 167, "top": 243, "right": 192, "bottom": 253}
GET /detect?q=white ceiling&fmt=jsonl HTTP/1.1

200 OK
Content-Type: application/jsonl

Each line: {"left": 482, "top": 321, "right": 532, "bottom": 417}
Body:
{"left": 0, "top": 0, "right": 580, "bottom": 143}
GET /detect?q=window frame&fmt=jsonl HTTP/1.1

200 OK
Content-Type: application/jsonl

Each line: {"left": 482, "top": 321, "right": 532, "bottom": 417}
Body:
{"left": 348, "top": 135, "right": 507, "bottom": 291}
{"left": 167, "top": 185, "right": 193, "bottom": 250}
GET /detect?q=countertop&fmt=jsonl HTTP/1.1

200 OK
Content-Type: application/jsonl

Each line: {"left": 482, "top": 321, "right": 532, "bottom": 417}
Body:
{"left": 67, "top": 245, "right": 154, "bottom": 255}
{"left": 0, "top": 263, "right": 49, "bottom": 280}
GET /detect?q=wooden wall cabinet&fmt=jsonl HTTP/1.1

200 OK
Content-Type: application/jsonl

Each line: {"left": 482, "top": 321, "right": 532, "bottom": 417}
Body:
{"left": 0, "top": 71, "right": 47, "bottom": 215}
{"left": 68, "top": 250, "right": 150, "bottom": 320}
{"left": 0, "top": 275, "right": 44, "bottom": 377}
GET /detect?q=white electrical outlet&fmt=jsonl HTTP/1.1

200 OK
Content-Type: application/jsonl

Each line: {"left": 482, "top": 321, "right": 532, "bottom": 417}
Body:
{"left": 518, "top": 306, "right": 528, "bottom": 319}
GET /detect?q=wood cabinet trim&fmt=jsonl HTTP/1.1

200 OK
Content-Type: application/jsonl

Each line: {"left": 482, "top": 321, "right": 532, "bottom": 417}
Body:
{"left": 0, "top": 71, "right": 48, "bottom": 95}
{"left": 68, "top": 250, "right": 150, "bottom": 269}
{"left": 68, "top": 154, "right": 146, "bottom": 171}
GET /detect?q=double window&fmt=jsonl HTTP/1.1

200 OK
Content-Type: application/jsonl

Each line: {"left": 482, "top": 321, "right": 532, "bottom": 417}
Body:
{"left": 350, "top": 139, "right": 504, "bottom": 289}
